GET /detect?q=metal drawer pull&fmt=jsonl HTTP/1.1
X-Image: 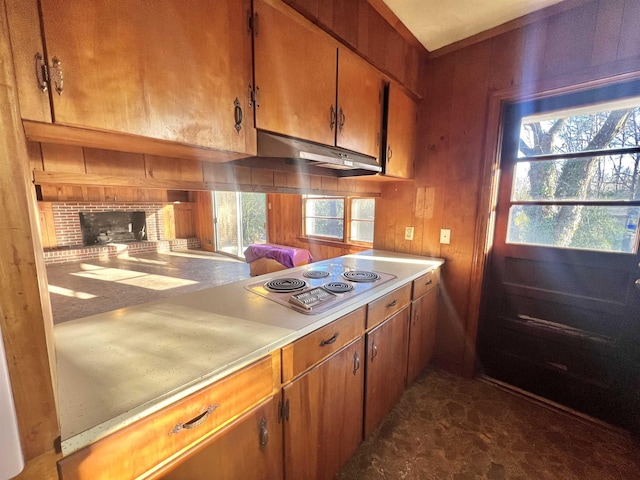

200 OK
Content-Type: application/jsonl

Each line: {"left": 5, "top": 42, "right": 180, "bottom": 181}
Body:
{"left": 259, "top": 417, "right": 268, "bottom": 450}
{"left": 170, "top": 404, "right": 219, "bottom": 434}
{"left": 34, "top": 53, "right": 48, "bottom": 92}
{"left": 386, "top": 299, "right": 397, "bottom": 308}
{"left": 371, "top": 343, "right": 378, "bottom": 361}
{"left": 425, "top": 279, "right": 433, "bottom": 285}
{"left": 319, "top": 333, "right": 338, "bottom": 346}
{"left": 635, "top": 278, "right": 640, "bottom": 289}
{"left": 353, "top": 352, "right": 360, "bottom": 375}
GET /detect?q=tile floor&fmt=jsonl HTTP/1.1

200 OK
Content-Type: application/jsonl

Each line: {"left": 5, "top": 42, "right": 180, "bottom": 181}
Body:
{"left": 45, "top": 250, "right": 250, "bottom": 323}
{"left": 337, "top": 368, "right": 640, "bottom": 480}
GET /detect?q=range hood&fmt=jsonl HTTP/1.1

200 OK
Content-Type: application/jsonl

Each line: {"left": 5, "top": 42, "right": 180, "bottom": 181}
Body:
{"left": 255, "top": 130, "right": 381, "bottom": 176}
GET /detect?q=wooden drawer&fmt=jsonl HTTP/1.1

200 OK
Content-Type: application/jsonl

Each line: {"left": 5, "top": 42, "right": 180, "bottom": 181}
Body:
{"left": 366, "top": 283, "right": 411, "bottom": 329}
{"left": 58, "top": 355, "right": 276, "bottom": 480}
{"left": 412, "top": 268, "right": 440, "bottom": 300}
{"left": 281, "top": 306, "right": 365, "bottom": 383}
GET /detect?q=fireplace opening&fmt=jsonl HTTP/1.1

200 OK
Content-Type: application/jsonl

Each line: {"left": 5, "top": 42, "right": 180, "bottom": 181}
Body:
{"left": 80, "top": 211, "right": 147, "bottom": 246}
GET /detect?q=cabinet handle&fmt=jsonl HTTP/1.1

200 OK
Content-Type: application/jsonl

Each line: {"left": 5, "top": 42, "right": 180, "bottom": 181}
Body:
{"left": 319, "top": 333, "right": 338, "bottom": 346}
{"left": 170, "top": 404, "right": 219, "bottom": 434}
{"left": 635, "top": 278, "right": 640, "bottom": 290}
{"left": 371, "top": 343, "right": 378, "bottom": 362}
{"left": 233, "top": 97, "right": 243, "bottom": 133}
{"left": 259, "top": 417, "right": 268, "bottom": 450}
{"left": 386, "top": 299, "right": 397, "bottom": 308}
{"left": 425, "top": 279, "right": 433, "bottom": 286}
{"left": 330, "top": 105, "right": 336, "bottom": 131}
{"left": 34, "top": 53, "right": 48, "bottom": 93}
{"left": 387, "top": 145, "right": 393, "bottom": 161}
{"left": 50, "top": 56, "right": 63, "bottom": 95}
{"left": 353, "top": 352, "right": 360, "bottom": 375}
{"left": 248, "top": 84, "right": 253, "bottom": 108}
{"left": 338, "top": 107, "right": 346, "bottom": 131}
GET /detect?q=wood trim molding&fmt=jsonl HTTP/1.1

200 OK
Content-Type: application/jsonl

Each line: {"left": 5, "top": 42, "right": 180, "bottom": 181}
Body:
{"left": 428, "top": 0, "right": 595, "bottom": 59}
{"left": 32, "top": 171, "right": 382, "bottom": 197}
{"left": 23, "top": 121, "right": 252, "bottom": 163}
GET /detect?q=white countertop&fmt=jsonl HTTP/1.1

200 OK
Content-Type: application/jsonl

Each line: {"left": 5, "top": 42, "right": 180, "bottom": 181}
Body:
{"left": 55, "top": 249, "right": 444, "bottom": 454}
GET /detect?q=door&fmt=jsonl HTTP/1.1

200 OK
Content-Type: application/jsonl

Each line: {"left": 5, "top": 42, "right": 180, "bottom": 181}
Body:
{"left": 253, "top": 0, "right": 337, "bottom": 146}
{"left": 479, "top": 82, "right": 640, "bottom": 430}
{"left": 336, "top": 48, "right": 383, "bottom": 159}
{"left": 283, "top": 338, "right": 364, "bottom": 480}
{"left": 407, "top": 288, "right": 438, "bottom": 386}
{"left": 364, "top": 308, "right": 410, "bottom": 437}
{"left": 214, "top": 192, "right": 267, "bottom": 258}
{"left": 38, "top": 0, "right": 255, "bottom": 152}
{"left": 383, "top": 83, "right": 417, "bottom": 179}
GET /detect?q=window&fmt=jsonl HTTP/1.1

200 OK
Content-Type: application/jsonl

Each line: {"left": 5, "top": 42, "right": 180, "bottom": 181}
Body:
{"left": 303, "top": 195, "right": 375, "bottom": 245}
{"left": 505, "top": 94, "right": 640, "bottom": 253}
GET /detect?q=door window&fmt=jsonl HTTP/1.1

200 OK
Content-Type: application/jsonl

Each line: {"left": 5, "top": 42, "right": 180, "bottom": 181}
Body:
{"left": 506, "top": 97, "right": 640, "bottom": 253}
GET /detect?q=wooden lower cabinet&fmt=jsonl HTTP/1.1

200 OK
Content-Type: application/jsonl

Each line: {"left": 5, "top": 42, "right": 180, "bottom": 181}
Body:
{"left": 406, "top": 288, "right": 439, "bottom": 386}
{"left": 364, "top": 307, "right": 410, "bottom": 437}
{"left": 159, "top": 395, "right": 283, "bottom": 480}
{"left": 283, "top": 337, "right": 364, "bottom": 480}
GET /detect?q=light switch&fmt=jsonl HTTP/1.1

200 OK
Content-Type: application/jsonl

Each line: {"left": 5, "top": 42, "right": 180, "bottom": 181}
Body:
{"left": 440, "top": 229, "right": 451, "bottom": 244}
{"left": 405, "top": 226, "right": 414, "bottom": 241}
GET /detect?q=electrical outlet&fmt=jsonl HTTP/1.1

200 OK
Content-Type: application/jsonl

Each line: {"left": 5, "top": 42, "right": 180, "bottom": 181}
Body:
{"left": 440, "top": 229, "right": 451, "bottom": 244}
{"left": 405, "top": 226, "right": 414, "bottom": 241}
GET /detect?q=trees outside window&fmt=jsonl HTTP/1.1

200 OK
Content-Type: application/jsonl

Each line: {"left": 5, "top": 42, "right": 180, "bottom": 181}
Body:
{"left": 507, "top": 97, "right": 640, "bottom": 253}
{"left": 303, "top": 196, "right": 375, "bottom": 245}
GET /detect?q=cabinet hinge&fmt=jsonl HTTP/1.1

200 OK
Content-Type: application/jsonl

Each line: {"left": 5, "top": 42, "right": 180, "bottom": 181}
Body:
{"left": 278, "top": 399, "right": 290, "bottom": 423}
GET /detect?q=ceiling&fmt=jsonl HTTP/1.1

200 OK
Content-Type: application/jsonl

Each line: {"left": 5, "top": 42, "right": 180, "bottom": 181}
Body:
{"left": 381, "top": 0, "right": 565, "bottom": 52}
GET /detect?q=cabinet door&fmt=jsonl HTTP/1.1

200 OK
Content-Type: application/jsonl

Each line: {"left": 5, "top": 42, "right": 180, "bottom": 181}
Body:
{"left": 336, "top": 48, "right": 383, "bottom": 159}
{"left": 253, "top": 0, "right": 337, "bottom": 146}
{"left": 160, "top": 396, "right": 283, "bottom": 480}
{"left": 384, "top": 83, "right": 417, "bottom": 179}
{"left": 364, "top": 307, "right": 410, "bottom": 437}
{"left": 283, "top": 338, "right": 364, "bottom": 480}
{"left": 407, "top": 288, "right": 438, "bottom": 386}
{"left": 38, "top": 0, "right": 255, "bottom": 153}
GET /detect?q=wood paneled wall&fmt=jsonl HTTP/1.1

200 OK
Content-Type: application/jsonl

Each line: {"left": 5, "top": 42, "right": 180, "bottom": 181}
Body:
{"left": 267, "top": 193, "right": 370, "bottom": 261}
{"left": 374, "top": 0, "right": 640, "bottom": 376}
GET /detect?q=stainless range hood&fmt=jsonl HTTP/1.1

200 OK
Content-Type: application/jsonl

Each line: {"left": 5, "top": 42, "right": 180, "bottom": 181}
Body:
{"left": 255, "top": 130, "right": 381, "bottom": 176}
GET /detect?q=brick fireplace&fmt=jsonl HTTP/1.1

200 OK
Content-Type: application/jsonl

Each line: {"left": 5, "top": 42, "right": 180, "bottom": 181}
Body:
{"left": 43, "top": 202, "right": 200, "bottom": 264}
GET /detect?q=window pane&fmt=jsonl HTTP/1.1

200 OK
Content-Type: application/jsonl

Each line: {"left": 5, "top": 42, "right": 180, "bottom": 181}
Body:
{"left": 351, "top": 198, "right": 375, "bottom": 220}
{"left": 506, "top": 205, "right": 639, "bottom": 253}
{"left": 518, "top": 101, "right": 640, "bottom": 157}
{"left": 306, "top": 198, "right": 344, "bottom": 218}
{"left": 241, "top": 192, "right": 266, "bottom": 246}
{"left": 512, "top": 153, "right": 640, "bottom": 201}
{"left": 306, "top": 218, "right": 344, "bottom": 239}
{"left": 350, "top": 220, "right": 374, "bottom": 243}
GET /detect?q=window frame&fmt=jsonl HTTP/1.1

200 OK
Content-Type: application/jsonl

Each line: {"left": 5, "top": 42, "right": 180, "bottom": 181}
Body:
{"left": 302, "top": 195, "right": 375, "bottom": 246}
{"left": 502, "top": 90, "right": 640, "bottom": 254}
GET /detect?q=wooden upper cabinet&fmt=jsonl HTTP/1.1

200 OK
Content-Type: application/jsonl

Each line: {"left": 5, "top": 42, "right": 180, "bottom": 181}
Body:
{"left": 336, "top": 48, "right": 383, "bottom": 159}
{"left": 21, "top": 0, "right": 256, "bottom": 154}
{"left": 384, "top": 83, "right": 418, "bottom": 179}
{"left": 253, "top": 0, "right": 383, "bottom": 160}
{"left": 253, "top": 0, "right": 337, "bottom": 146}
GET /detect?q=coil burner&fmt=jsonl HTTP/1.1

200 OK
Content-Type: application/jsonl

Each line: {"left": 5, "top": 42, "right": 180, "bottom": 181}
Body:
{"left": 263, "top": 278, "right": 307, "bottom": 293}
{"left": 342, "top": 271, "right": 380, "bottom": 283}
{"left": 322, "top": 282, "right": 354, "bottom": 294}
{"left": 303, "top": 270, "right": 330, "bottom": 279}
